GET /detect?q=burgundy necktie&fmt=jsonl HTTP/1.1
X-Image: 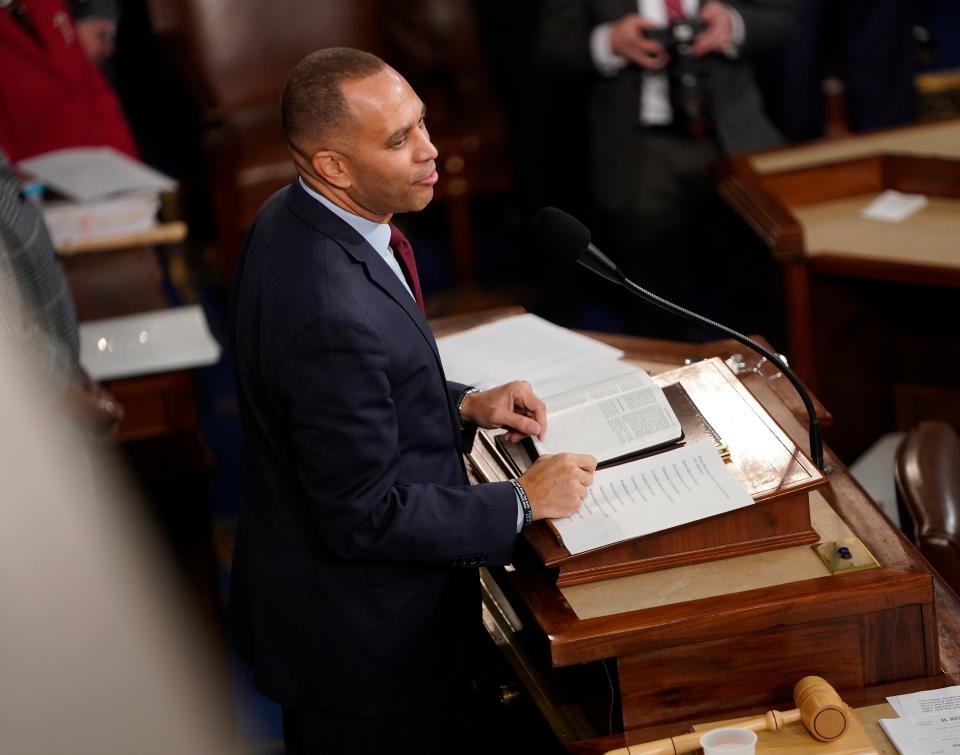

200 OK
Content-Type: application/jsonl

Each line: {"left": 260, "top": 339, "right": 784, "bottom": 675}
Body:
{"left": 665, "top": 0, "right": 685, "bottom": 21}
{"left": 388, "top": 224, "right": 425, "bottom": 315}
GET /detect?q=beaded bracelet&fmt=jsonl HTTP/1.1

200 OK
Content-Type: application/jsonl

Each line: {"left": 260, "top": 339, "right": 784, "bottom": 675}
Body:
{"left": 510, "top": 479, "right": 534, "bottom": 528}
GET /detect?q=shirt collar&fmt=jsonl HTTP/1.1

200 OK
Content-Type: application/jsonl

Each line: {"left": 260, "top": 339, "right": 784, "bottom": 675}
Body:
{"left": 298, "top": 177, "right": 391, "bottom": 257}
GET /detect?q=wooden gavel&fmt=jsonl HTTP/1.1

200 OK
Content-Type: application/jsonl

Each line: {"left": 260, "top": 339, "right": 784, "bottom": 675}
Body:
{"left": 606, "top": 676, "right": 849, "bottom": 755}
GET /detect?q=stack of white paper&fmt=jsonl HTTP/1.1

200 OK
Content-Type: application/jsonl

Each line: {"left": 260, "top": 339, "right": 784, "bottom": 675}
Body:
{"left": 437, "top": 313, "right": 634, "bottom": 398}
{"left": 18, "top": 147, "right": 176, "bottom": 201}
{"left": 42, "top": 195, "right": 160, "bottom": 247}
{"left": 880, "top": 685, "right": 960, "bottom": 754}
{"left": 17, "top": 147, "right": 176, "bottom": 248}
{"left": 79, "top": 305, "right": 221, "bottom": 380}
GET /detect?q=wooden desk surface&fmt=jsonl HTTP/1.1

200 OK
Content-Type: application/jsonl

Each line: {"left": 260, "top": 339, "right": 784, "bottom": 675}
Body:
{"left": 749, "top": 119, "right": 960, "bottom": 175}
{"left": 793, "top": 194, "right": 960, "bottom": 272}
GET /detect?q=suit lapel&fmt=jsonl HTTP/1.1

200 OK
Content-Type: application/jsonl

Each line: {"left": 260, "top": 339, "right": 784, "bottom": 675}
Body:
{"left": 283, "top": 182, "right": 442, "bottom": 367}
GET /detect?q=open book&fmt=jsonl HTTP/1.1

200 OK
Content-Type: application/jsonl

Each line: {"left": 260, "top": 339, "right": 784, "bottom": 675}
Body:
{"left": 501, "top": 369, "right": 683, "bottom": 468}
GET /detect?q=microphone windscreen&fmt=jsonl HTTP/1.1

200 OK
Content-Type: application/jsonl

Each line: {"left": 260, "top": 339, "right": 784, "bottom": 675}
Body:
{"left": 530, "top": 207, "right": 591, "bottom": 263}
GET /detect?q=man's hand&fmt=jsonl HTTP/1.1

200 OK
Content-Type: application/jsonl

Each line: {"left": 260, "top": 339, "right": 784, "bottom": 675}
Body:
{"left": 610, "top": 14, "right": 669, "bottom": 70}
{"left": 518, "top": 453, "right": 597, "bottom": 520}
{"left": 460, "top": 381, "right": 546, "bottom": 442}
{"left": 691, "top": 1, "right": 733, "bottom": 56}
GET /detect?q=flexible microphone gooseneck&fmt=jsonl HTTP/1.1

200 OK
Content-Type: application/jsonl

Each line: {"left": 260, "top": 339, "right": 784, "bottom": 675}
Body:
{"left": 531, "top": 206, "right": 826, "bottom": 473}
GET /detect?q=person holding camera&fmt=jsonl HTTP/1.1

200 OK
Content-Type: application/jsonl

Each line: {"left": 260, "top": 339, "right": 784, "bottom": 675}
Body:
{"left": 536, "top": 0, "right": 793, "bottom": 338}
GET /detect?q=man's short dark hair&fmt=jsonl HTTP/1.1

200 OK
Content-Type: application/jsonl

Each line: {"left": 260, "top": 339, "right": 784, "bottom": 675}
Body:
{"left": 281, "top": 47, "right": 386, "bottom": 154}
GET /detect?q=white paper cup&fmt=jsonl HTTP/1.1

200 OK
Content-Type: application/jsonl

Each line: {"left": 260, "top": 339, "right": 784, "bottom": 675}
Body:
{"left": 699, "top": 727, "right": 758, "bottom": 754}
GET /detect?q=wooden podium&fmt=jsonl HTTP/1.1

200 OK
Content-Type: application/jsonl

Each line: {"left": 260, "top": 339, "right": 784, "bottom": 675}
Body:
{"left": 471, "top": 358, "right": 824, "bottom": 587}
{"left": 440, "top": 309, "right": 950, "bottom": 745}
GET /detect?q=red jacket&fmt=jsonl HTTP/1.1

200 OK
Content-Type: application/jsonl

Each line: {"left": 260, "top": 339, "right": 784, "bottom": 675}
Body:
{"left": 0, "top": 0, "right": 137, "bottom": 162}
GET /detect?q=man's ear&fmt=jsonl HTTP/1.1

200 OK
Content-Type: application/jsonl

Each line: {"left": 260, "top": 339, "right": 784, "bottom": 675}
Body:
{"left": 312, "top": 150, "right": 352, "bottom": 189}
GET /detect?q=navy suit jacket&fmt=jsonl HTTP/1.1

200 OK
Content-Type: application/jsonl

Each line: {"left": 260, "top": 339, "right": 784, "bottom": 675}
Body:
{"left": 228, "top": 181, "right": 518, "bottom": 714}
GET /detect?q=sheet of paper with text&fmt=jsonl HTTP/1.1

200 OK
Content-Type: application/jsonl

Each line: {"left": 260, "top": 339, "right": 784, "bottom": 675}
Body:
{"left": 553, "top": 440, "right": 753, "bottom": 555}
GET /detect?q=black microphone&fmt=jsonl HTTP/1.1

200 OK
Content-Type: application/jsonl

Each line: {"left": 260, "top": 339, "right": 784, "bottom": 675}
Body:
{"left": 530, "top": 206, "right": 826, "bottom": 473}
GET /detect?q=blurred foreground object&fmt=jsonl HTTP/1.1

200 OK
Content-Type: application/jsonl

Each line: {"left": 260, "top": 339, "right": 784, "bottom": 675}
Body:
{"left": 0, "top": 296, "right": 233, "bottom": 753}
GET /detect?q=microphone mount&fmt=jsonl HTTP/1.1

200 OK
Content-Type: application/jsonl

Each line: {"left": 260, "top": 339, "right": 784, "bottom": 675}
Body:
{"left": 568, "top": 230, "right": 827, "bottom": 474}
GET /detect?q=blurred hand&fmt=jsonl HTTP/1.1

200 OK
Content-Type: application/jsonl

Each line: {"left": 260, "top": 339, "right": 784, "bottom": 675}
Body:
{"left": 76, "top": 18, "right": 117, "bottom": 65}
{"left": 609, "top": 14, "right": 669, "bottom": 70}
{"left": 66, "top": 381, "right": 124, "bottom": 435}
{"left": 518, "top": 453, "right": 597, "bottom": 520}
{"left": 460, "top": 381, "right": 546, "bottom": 442}
{"left": 692, "top": 1, "right": 733, "bottom": 56}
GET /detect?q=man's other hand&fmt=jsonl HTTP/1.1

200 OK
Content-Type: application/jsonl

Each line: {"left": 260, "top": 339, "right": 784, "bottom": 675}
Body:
{"left": 691, "top": 1, "right": 733, "bottom": 56}
{"left": 610, "top": 14, "right": 668, "bottom": 70}
{"left": 460, "top": 381, "right": 546, "bottom": 442}
{"left": 518, "top": 453, "right": 597, "bottom": 520}
{"left": 65, "top": 382, "right": 124, "bottom": 435}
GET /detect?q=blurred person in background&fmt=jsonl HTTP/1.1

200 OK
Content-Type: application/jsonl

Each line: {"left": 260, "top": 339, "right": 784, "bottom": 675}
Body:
{"left": 0, "top": 149, "right": 122, "bottom": 432}
{"left": 0, "top": 0, "right": 136, "bottom": 161}
{"left": 69, "top": 0, "right": 119, "bottom": 70}
{"left": 755, "top": 0, "right": 916, "bottom": 142}
{"left": 537, "top": 0, "right": 793, "bottom": 338}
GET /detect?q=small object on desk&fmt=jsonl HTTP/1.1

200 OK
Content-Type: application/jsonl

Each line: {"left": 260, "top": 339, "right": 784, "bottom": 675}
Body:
{"left": 699, "top": 727, "right": 757, "bottom": 755}
{"left": 812, "top": 538, "right": 880, "bottom": 574}
{"left": 79, "top": 305, "right": 220, "bottom": 380}
{"left": 860, "top": 189, "right": 928, "bottom": 223}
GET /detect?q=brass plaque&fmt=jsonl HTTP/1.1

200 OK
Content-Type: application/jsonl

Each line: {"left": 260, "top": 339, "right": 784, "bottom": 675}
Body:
{"left": 813, "top": 538, "right": 880, "bottom": 574}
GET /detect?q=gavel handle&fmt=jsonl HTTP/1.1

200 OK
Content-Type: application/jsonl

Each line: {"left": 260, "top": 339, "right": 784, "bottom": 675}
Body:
{"left": 604, "top": 708, "right": 803, "bottom": 755}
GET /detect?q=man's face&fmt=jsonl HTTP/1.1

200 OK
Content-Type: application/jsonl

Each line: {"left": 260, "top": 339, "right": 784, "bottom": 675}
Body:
{"left": 337, "top": 68, "right": 439, "bottom": 220}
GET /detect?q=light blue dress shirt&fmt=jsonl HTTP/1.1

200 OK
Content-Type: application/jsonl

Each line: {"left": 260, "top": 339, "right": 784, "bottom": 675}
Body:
{"left": 299, "top": 178, "right": 415, "bottom": 302}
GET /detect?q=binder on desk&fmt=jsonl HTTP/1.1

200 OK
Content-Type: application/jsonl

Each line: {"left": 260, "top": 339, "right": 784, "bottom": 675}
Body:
{"left": 470, "top": 358, "right": 827, "bottom": 586}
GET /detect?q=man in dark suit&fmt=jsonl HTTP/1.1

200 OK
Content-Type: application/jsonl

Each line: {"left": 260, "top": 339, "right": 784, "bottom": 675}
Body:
{"left": 229, "top": 47, "right": 596, "bottom": 754}
{"left": 537, "top": 0, "right": 793, "bottom": 337}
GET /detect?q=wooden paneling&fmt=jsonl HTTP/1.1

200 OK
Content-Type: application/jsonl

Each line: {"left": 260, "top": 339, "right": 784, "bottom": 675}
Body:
{"left": 618, "top": 618, "right": 865, "bottom": 729}
{"left": 759, "top": 157, "right": 883, "bottom": 208}
{"left": 861, "top": 604, "right": 936, "bottom": 685}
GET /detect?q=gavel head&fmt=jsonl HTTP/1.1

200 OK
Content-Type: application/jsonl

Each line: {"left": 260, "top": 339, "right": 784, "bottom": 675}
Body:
{"left": 793, "top": 676, "right": 849, "bottom": 741}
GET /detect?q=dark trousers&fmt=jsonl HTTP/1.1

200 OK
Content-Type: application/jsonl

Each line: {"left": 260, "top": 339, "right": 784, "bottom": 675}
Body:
{"left": 282, "top": 704, "right": 461, "bottom": 755}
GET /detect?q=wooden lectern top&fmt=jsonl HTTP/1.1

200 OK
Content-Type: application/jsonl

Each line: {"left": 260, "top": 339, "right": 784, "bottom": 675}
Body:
{"left": 470, "top": 357, "right": 825, "bottom": 586}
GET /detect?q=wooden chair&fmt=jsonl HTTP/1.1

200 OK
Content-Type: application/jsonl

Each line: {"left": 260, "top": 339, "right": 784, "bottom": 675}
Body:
{"left": 146, "top": 0, "right": 511, "bottom": 284}
{"left": 895, "top": 420, "right": 960, "bottom": 595}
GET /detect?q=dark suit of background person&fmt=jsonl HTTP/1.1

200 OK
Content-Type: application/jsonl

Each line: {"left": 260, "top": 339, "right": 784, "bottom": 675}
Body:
{"left": 536, "top": 0, "right": 793, "bottom": 339}
{"left": 228, "top": 50, "right": 596, "bottom": 754}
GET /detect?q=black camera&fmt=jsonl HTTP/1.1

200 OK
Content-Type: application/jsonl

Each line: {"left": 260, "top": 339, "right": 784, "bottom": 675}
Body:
{"left": 644, "top": 20, "right": 711, "bottom": 138}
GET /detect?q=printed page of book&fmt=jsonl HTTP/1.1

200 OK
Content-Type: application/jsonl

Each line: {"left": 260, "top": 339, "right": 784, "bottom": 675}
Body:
{"left": 532, "top": 370, "right": 681, "bottom": 462}
{"left": 553, "top": 440, "right": 753, "bottom": 555}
